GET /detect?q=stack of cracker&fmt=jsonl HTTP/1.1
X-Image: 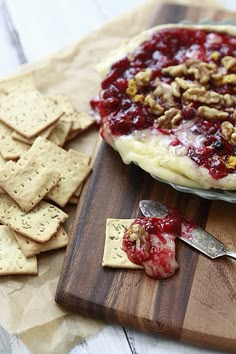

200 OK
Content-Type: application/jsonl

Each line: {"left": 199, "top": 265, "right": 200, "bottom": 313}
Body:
{"left": 0, "top": 74, "right": 95, "bottom": 276}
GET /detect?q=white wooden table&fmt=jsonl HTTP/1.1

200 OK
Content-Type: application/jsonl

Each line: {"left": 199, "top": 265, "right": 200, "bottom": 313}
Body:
{"left": 0, "top": 1, "right": 234, "bottom": 353}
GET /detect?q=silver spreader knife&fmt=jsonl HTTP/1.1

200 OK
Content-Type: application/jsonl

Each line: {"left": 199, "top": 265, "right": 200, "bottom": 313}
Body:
{"left": 139, "top": 200, "right": 236, "bottom": 260}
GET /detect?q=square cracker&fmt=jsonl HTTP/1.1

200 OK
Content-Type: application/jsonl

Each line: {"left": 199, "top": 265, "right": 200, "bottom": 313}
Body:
{"left": 0, "top": 201, "right": 68, "bottom": 243}
{"left": 68, "top": 149, "right": 91, "bottom": 165}
{"left": 29, "top": 137, "right": 92, "bottom": 206}
{"left": 0, "top": 225, "right": 37, "bottom": 275}
{"left": 0, "top": 73, "right": 35, "bottom": 95}
{"left": 0, "top": 194, "right": 16, "bottom": 215}
{"left": 68, "top": 195, "right": 80, "bottom": 204}
{"left": 11, "top": 122, "right": 56, "bottom": 145}
{"left": 48, "top": 119, "right": 71, "bottom": 147}
{"left": 0, "top": 88, "right": 63, "bottom": 138}
{"left": 68, "top": 149, "right": 91, "bottom": 197}
{"left": 13, "top": 225, "right": 68, "bottom": 258}
{"left": 0, "top": 156, "right": 60, "bottom": 212}
{"left": 0, "top": 121, "right": 29, "bottom": 160}
{"left": 103, "top": 218, "right": 143, "bottom": 269}
{"left": 0, "top": 153, "right": 5, "bottom": 168}
{"left": 51, "top": 96, "right": 95, "bottom": 140}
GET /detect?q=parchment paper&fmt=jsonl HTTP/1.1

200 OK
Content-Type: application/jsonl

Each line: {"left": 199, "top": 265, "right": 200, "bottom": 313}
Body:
{"left": 0, "top": 0, "right": 224, "bottom": 353}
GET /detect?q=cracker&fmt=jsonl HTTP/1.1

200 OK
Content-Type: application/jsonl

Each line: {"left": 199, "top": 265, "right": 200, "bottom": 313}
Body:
{"left": 0, "top": 74, "right": 35, "bottom": 95}
{"left": 103, "top": 218, "right": 143, "bottom": 269}
{"left": 0, "top": 156, "right": 60, "bottom": 212}
{"left": 0, "top": 225, "right": 37, "bottom": 275}
{"left": 29, "top": 137, "right": 91, "bottom": 206}
{"left": 0, "top": 88, "right": 63, "bottom": 138}
{"left": 68, "top": 149, "right": 91, "bottom": 165}
{"left": 11, "top": 123, "right": 56, "bottom": 145}
{"left": 72, "top": 111, "right": 95, "bottom": 132}
{"left": 0, "top": 121, "right": 29, "bottom": 160}
{"left": 66, "top": 110, "right": 94, "bottom": 141}
{"left": 0, "top": 153, "right": 5, "bottom": 167}
{"left": 0, "top": 194, "right": 16, "bottom": 215}
{"left": 51, "top": 96, "right": 94, "bottom": 140}
{"left": 73, "top": 185, "right": 83, "bottom": 199}
{"left": 68, "top": 149, "right": 91, "bottom": 197}
{"left": 0, "top": 201, "right": 68, "bottom": 243}
{"left": 48, "top": 119, "right": 71, "bottom": 146}
{"left": 68, "top": 195, "right": 80, "bottom": 205}
{"left": 13, "top": 225, "right": 68, "bottom": 258}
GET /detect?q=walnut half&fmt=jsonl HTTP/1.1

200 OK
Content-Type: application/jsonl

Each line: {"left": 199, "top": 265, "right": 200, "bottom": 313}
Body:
{"left": 183, "top": 87, "right": 222, "bottom": 104}
{"left": 221, "top": 121, "right": 236, "bottom": 145}
{"left": 156, "top": 108, "right": 181, "bottom": 129}
{"left": 198, "top": 106, "right": 228, "bottom": 120}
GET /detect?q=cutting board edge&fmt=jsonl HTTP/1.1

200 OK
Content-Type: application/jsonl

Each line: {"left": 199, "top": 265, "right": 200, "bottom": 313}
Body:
{"left": 55, "top": 288, "right": 236, "bottom": 353}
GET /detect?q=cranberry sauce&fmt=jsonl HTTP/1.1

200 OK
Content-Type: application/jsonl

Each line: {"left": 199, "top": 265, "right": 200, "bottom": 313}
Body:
{"left": 122, "top": 212, "right": 181, "bottom": 279}
{"left": 91, "top": 28, "right": 236, "bottom": 178}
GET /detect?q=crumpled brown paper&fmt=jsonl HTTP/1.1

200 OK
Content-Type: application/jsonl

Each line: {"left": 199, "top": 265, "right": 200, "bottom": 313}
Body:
{"left": 0, "top": 0, "right": 224, "bottom": 353}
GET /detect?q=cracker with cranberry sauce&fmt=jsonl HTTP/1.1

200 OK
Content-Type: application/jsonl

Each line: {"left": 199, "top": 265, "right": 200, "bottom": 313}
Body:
{"left": 104, "top": 214, "right": 180, "bottom": 280}
{"left": 94, "top": 24, "right": 236, "bottom": 190}
{"left": 103, "top": 219, "right": 142, "bottom": 269}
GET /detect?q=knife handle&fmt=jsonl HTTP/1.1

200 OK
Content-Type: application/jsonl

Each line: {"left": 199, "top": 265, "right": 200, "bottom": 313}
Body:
{"left": 225, "top": 250, "right": 236, "bottom": 260}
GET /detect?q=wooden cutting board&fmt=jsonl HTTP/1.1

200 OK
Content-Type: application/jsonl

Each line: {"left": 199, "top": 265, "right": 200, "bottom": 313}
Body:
{"left": 56, "top": 3, "right": 236, "bottom": 352}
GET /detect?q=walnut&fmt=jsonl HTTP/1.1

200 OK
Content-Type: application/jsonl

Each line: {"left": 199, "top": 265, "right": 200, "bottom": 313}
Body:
{"left": 210, "top": 51, "right": 220, "bottom": 61}
{"left": 226, "top": 156, "right": 236, "bottom": 169}
{"left": 223, "top": 94, "right": 235, "bottom": 106}
{"left": 183, "top": 87, "right": 222, "bottom": 104}
{"left": 134, "top": 68, "right": 152, "bottom": 86}
{"left": 186, "top": 59, "right": 217, "bottom": 84}
{"left": 221, "top": 121, "right": 234, "bottom": 139}
{"left": 153, "top": 86, "right": 163, "bottom": 96}
{"left": 129, "top": 224, "right": 147, "bottom": 241}
{"left": 156, "top": 108, "right": 182, "bottom": 129}
{"left": 183, "top": 86, "right": 223, "bottom": 104}
{"left": 223, "top": 93, "right": 236, "bottom": 107}
{"left": 197, "top": 106, "right": 228, "bottom": 120}
{"left": 175, "top": 77, "right": 197, "bottom": 91}
{"left": 171, "top": 81, "right": 181, "bottom": 97}
{"left": 230, "top": 132, "right": 236, "bottom": 145}
{"left": 222, "top": 56, "right": 236, "bottom": 72}
{"left": 126, "top": 79, "right": 137, "bottom": 96}
{"left": 211, "top": 72, "right": 224, "bottom": 81}
{"left": 134, "top": 94, "right": 144, "bottom": 103}
{"left": 222, "top": 74, "right": 236, "bottom": 85}
{"left": 144, "top": 94, "right": 164, "bottom": 115}
{"left": 220, "top": 121, "right": 236, "bottom": 145}
{"left": 152, "top": 81, "right": 174, "bottom": 104}
{"left": 162, "top": 64, "right": 187, "bottom": 77}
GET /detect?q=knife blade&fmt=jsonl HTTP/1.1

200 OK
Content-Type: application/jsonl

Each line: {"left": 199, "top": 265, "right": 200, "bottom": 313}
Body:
{"left": 139, "top": 200, "right": 236, "bottom": 260}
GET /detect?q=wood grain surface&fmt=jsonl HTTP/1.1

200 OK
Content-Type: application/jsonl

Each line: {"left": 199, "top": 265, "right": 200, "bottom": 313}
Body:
{"left": 56, "top": 3, "right": 236, "bottom": 353}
